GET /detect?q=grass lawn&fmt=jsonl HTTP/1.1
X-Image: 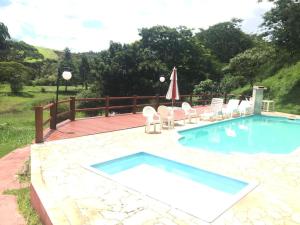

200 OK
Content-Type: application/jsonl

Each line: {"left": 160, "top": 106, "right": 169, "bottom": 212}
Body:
{"left": 0, "top": 111, "right": 35, "bottom": 158}
{"left": 0, "top": 84, "right": 82, "bottom": 158}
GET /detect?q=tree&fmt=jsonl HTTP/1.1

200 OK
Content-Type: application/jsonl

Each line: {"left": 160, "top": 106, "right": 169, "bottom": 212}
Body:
{"left": 193, "top": 79, "right": 219, "bottom": 94}
{"left": 59, "top": 48, "right": 73, "bottom": 71}
{"left": 196, "top": 19, "right": 253, "bottom": 63}
{"left": 59, "top": 47, "right": 75, "bottom": 90}
{"left": 139, "top": 25, "right": 220, "bottom": 93}
{"left": 79, "top": 55, "right": 90, "bottom": 90}
{"left": 89, "top": 57, "right": 106, "bottom": 96}
{"left": 227, "top": 45, "right": 275, "bottom": 86}
{"left": 219, "top": 75, "right": 246, "bottom": 93}
{"left": 0, "top": 62, "right": 31, "bottom": 93}
{"left": 0, "top": 22, "right": 10, "bottom": 49}
{"left": 261, "top": 0, "right": 300, "bottom": 56}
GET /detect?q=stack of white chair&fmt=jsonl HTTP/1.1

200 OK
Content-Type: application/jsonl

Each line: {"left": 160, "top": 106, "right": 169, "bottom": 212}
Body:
{"left": 142, "top": 106, "right": 161, "bottom": 133}
{"left": 182, "top": 102, "right": 198, "bottom": 124}
{"left": 157, "top": 105, "right": 174, "bottom": 129}
{"left": 247, "top": 97, "right": 254, "bottom": 114}
{"left": 238, "top": 100, "right": 253, "bottom": 116}
{"left": 200, "top": 98, "right": 224, "bottom": 120}
{"left": 222, "top": 99, "right": 240, "bottom": 118}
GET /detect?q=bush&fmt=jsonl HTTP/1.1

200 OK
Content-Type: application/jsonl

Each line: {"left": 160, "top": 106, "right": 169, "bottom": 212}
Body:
{"left": 220, "top": 75, "right": 246, "bottom": 93}
{"left": 32, "top": 75, "right": 56, "bottom": 86}
{"left": 193, "top": 79, "right": 219, "bottom": 94}
{"left": 56, "top": 103, "right": 70, "bottom": 123}
{"left": 76, "top": 90, "right": 101, "bottom": 117}
{"left": 10, "top": 82, "right": 23, "bottom": 93}
{"left": 0, "top": 62, "right": 31, "bottom": 93}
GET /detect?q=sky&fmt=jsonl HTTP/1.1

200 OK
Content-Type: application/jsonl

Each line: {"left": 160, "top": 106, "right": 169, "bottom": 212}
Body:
{"left": 0, "top": 0, "right": 273, "bottom": 53}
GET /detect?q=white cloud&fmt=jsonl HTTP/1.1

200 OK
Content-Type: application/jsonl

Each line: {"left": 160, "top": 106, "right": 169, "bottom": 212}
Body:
{"left": 0, "top": 0, "right": 273, "bottom": 52}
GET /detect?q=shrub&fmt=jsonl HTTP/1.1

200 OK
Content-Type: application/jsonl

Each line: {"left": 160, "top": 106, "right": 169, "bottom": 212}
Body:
{"left": 76, "top": 89, "right": 101, "bottom": 117}
{"left": 220, "top": 75, "right": 246, "bottom": 93}
{"left": 193, "top": 79, "right": 219, "bottom": 94}
{"left": 0, "top": 62, "right": 31, "bottom": 93}
{"left": 10, "top": 74, "right": 24, "bottom": 93}
{"left": 56, "top": 103, "right": 70, "bottom": 123}
{"left": 32, "top": 75, "right": 56, "bottom": 86}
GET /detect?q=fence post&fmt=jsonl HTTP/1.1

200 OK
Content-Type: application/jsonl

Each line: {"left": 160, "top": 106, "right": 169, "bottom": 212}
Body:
{"left": 105, "top": 96, "right": 109, "bottom": 117}
{"left": 35, "top": 106, "right": 44, "bottom": 143}
{"left": 224, "top": 93, "right": 227, "bottom": 104}
{"left": 189, "top": 94, "right": 193, "bottom": 105}
{"left": 132, "top": 95, "right": 137, "bottom": 114}
{"left": 69, "top": 97, "right": 75, "bottom": 121}
{"left": 155, "top": 94, "right": 160, "bottom": 110}
{"left": 50, "top": 103, "right": 56, "bottom": 129}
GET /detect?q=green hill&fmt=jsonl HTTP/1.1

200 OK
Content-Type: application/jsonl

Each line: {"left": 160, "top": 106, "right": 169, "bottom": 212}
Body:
{"left": 234, "top": 61, "right": 300, "bottom": 114}
{"left": 36, "top": 46, "right": 59, "bottom": 60}
{"left": 262, "top": 61, "right": 300, "bottom": 114}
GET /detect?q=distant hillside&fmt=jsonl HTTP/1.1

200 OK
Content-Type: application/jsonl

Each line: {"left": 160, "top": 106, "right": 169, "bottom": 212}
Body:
{"left": 35, "top": 46, "right": 59, "bottom": 60}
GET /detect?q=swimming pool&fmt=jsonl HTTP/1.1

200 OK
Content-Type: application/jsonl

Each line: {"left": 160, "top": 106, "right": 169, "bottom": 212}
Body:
{"left": 89, "top": 152, "right": 255, "bottom": 222}
{"left": 179, "top": 115, "right": 300, "bottom": 154}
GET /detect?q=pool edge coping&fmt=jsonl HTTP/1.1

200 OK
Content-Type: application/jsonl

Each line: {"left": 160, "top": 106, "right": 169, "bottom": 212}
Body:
{"left": 81, "top": 151, "right": 258, "bottom": 223}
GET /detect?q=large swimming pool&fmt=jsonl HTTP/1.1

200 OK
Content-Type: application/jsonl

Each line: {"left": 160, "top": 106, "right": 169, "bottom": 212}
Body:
{"left": 178, "top": 115, "right": 300, "bottom": 154}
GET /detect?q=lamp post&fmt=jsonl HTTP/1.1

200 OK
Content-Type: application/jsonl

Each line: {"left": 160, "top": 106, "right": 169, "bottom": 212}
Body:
{"left": 63, "top": 70, "right": 72, "bottom": 92}
{"left": 159, "top": 75, "right": 165, "bottom": 96}
{"left": 54, "top": 69, "right": 72, "bottom": 128}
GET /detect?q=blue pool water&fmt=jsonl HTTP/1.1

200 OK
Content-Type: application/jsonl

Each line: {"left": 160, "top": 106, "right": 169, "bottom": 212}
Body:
{"left": 179, "top": 115, "right": 300, "bottom": 154}
{"left": 91, "top": 152, "right": 248, "bottom": 194}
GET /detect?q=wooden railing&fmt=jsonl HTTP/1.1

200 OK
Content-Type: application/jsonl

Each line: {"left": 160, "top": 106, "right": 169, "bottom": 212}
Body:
{"left": 34, "top": 93, "right": 241, "bottom": 143}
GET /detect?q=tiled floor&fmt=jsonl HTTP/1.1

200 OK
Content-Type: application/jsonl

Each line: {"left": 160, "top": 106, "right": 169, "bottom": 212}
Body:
{"left": 31, "top": 112, "right": 300, "bottom": 225}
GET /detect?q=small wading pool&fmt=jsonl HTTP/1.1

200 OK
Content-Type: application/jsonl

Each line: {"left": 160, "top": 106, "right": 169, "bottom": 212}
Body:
{"left": 179, "top": 115, "right": 300, "bottom": 154}
{"left": 89, "top": 152, "right": 256, "bottom": 222}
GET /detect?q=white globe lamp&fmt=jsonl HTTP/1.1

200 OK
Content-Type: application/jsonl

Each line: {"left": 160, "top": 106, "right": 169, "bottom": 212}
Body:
{"left": 62, "top": 71, "right": 72, "bottom": 80}
{"left": 159, "top": 75, "right": 165, "bottom": 83}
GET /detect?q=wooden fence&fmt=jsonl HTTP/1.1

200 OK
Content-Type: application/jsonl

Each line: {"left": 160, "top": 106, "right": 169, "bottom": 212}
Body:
{"left": 34, "top": 93, "right": 240, "bottom": 143}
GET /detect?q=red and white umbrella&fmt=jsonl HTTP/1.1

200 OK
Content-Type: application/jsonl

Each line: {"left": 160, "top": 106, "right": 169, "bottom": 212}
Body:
{"left": 166, "top": 67, "right": 180, "bottom": 106}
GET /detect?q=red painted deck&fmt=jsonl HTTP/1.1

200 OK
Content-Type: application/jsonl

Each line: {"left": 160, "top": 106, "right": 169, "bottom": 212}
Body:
{"left": 44, "top": 106, "right": 208, "bottom": 142}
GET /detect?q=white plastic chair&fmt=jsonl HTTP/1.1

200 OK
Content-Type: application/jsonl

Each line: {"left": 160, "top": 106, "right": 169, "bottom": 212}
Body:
{"left": 222, "top": 99, "right": 240, "bottom": 118}
{"left": 142, "top": 106, "right": 161, "bottom": 133}
{"left": 200, "top": 98, "right": 224, "bottom": 120}
{"left": 157, "top": 105, "right": 174, "bottom": 129}
{"left": 182, "top": 102, "right": 198, "bottom": 124}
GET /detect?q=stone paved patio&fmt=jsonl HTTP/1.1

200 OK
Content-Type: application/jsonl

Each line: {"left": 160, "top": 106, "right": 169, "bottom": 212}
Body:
{"left": 31, "top": 114, "right": 300, "bottom": 225}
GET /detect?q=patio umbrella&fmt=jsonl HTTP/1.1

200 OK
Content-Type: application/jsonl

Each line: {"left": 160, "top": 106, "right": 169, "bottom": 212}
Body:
{"left": 166, "top": 67, "right": 180, "bottom": 107}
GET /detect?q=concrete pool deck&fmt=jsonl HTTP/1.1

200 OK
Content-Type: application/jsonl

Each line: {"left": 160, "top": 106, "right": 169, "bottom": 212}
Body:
{"left": 31, "top": 114, "right": 300, "bottom": 225}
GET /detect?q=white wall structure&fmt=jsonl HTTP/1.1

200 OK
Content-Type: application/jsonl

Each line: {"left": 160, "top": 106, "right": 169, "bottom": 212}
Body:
{"left": 252, "top": 86, "right": 266, "bottom": 114}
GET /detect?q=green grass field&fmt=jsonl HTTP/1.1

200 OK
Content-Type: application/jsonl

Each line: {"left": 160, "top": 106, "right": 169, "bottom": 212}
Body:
{"left": 0, "top": 85, "right": 82, "bottom": 158}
